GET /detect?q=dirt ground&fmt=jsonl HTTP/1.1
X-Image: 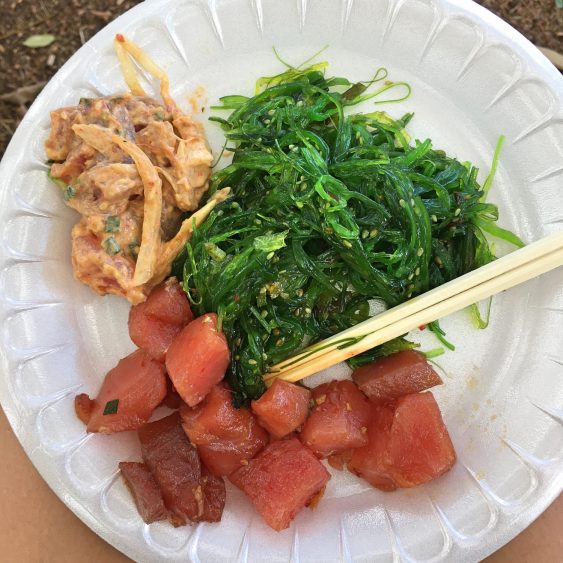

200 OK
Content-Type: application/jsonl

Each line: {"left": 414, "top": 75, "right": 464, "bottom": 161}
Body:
{"left": 0, "top": 0, "right": 561, "bottom": 157}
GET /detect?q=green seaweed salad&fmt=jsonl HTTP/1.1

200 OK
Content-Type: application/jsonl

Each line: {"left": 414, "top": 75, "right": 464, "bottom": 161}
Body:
{"left": 174, "top": 57, "right": 523, "bottom": 406}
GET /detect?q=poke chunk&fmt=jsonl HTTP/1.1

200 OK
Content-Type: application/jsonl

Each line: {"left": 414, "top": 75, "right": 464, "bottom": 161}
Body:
{"left": 251, "top": 379, "right": 311, "bottom": 439}
{"left": 230, "top": 438, "right": 330, "bottom": 531}
{"left": 353, "top": 350, "right": 442, "bottom": 404}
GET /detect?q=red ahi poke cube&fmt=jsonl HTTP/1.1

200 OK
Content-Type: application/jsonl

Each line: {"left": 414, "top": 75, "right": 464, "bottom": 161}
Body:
{"left": 230, "top": 438, "right": 331, "bottom": 531}
{"left": 251, "top": 379, "right": 311, "bottom": 438}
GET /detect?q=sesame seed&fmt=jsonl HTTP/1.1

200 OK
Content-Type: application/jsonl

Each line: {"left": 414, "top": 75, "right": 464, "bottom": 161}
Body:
{"left": 346, "top": 402, "right": 352, "bottom": 411}
{"left": 417, "top": 247, "right": 424, "bottom": 256}
{"left": 408, "top": 273, "right": 414, "bottom": 281}
{"left": 296, "top": 289, "right": 304, "bottom": 297}
{"left": 361, "top": 426, "right": 367, "bottom": 434}
{"left": 261, "top": 310, "right": 268, "bottom": 318}
{"left": 316, "top": 394, "right": 326, "bottom": 405}
{"left": 343, "top": 240, "right": 353, "bottom": 248}
{"left": 266, "top": 251, "right": 275, "bottom": 260}
{"left": 296, "top": 201, "right": 304, "bottom": 208}
{"left": 410, "top": 198, "right": 415, "bottom": 206}
{"left": 435, "top": 257, "right": 443, "bottom": 266}
{"left": 304, "top": 307, "right": 312, "bottom": 316}
{"left": 431, "top": 214, "right": 438, "bottom": 222}
{"left": 264, "top": 119, "right": 270, "bottom": 125}
{"left": 370, "top": 229, "right": 378, "bottom": 238}
{"left": 415, "top": 267, "right": 420, "bottom": 276}
{"left": 240, "top": 459, "right": 249, "bottom": 465}
{"left": 268, "top": 109, "right": 275, "bottom": 116}
{"left": 276, "top": 338, "right": 285, "bottom": 346}
{"left": 248, "top": 359, "right": 257, "bottom": 365}
{"left": 454, "top": 208, "right": 461, "bottom": 216}
{"left": 399, "top": 199, "right": 406, "bottom": 208}
{"left": 362, "top": 230, "right": 369, "bottom": 239}
{"left": 288, "top": 144, "right": 295, "bottom": 150}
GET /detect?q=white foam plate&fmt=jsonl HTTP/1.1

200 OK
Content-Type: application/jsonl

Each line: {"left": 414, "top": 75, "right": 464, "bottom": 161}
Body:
{"left": 0, "top": 0, "right": 562, "bottom": 561}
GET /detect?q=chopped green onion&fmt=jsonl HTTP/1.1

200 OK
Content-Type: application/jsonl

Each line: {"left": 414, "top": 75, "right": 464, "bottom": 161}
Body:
{"left": 104, "top": 216, "right": 120, "bottom": 233}
{"left": 103, "top": 399, "right": 119, "bottom": 415}
{"left": 102, "top": 237, "right": 121, "bottom": 256}
{"left": 63, "top": 186, "right": 76, "bottom": 201}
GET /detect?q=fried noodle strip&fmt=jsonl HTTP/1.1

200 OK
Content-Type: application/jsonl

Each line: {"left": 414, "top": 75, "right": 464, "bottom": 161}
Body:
{"left": 114, "top": 34, "right": 176, "bottom": 111}
{"left": 114, "top": 34, "right": 146, "bottom": 96}
{"left": 159, "top": 187, "right": 231, "bottom": 269}
{"left": 113, "top": 139, "right": 163, "bottom": 286}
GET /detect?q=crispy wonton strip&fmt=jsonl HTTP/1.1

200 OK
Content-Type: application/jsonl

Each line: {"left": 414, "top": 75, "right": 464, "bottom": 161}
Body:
{"left": 156, "top": 165, "right": 180, "bottom": 193}
{"left": 73, "top": 123, "right": 163, "bottom": 286}
{"left": 113, "top": 138, "right": 163, "bottom": 286}
{"left": 158, "top": 187, "right": 231, "bottom": 269}
{"left": 71, "top": 123, "right": 124, "bottom": 161}
{"left": 114, "top": 34, "right": 145, "bottom": 96}
{"left": 114, "top": 34, "right": 176, "bottom": 111}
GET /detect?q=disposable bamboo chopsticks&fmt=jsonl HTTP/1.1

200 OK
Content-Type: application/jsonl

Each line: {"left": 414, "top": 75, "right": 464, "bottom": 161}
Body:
{"left": 264, "top": 230, "right": 563, "bottom": 385}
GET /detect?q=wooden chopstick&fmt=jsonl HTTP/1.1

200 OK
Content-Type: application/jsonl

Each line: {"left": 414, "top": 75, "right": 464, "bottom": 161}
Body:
{"left": 264, "top": 230, "right": 563, "bottom": 384}
{"left": 266, "top": 230, "right": 563, "bottom": 375}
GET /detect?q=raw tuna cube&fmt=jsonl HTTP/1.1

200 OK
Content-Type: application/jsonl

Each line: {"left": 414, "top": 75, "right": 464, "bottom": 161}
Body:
{"left": 230, "top": 438, "right": 331, "bottom": 531}
{"left": 251, "top": 379, "right": 311, "bottom": 438}
{"left": 181, "top": 383, "right": 268, "bottom": 476}
{"left": 166, "top": 313, "right": 230, "bottom": 407}
{"left": 348, "top": 392, "right": 456, "bottom": 490}
{"left": 139, "top": 412, "right": 225, "bottom": 525}
{"left": 386, "top": 392, "right": 456, "bottom": 487}
{"left": 85, "top": 349, "right": 166, "bottom": 433}
{"left": 129, "top": 277, "right": 193, "bottom": 362}
{"left": 347, "top": 404, "right": 397, "bottom": 491}
{"left": 352, "top": 350, "right": 442, "bottom": 404}
{"left": 196, "top": 467, "right": 226, "bottom": 523}
{"left": 119, "top": 461, "right": 167, "bottom": 523}
{"left": 299, "top": 380, "right": 371, "bottom": 457}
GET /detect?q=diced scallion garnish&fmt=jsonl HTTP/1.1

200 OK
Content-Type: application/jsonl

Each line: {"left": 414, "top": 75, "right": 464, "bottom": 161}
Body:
{"left": 104, "top": 216, "right": 120, "bottom": 233}
{"left": 102, "top": 236, "right": 121, "bottom": 256}
{"left": 103, "top": 399, "right": 119, "bottom": 415}
{"left": 63, "top": 186, "right": 76, "bottom": 200}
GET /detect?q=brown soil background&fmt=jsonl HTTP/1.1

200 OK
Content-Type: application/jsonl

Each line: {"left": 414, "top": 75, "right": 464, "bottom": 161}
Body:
{"left": 0, "top": 0, "right": 562, "bottom": 158}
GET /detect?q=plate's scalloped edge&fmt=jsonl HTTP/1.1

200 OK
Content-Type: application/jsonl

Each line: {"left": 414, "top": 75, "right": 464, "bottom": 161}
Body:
{"left": 0, "top": 1, "right": 562, "bottom": 563}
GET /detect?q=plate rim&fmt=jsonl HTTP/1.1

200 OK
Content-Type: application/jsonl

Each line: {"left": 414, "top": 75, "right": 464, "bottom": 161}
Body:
{"left": 0, "top": 0, "right": 562, "bottom": 561}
